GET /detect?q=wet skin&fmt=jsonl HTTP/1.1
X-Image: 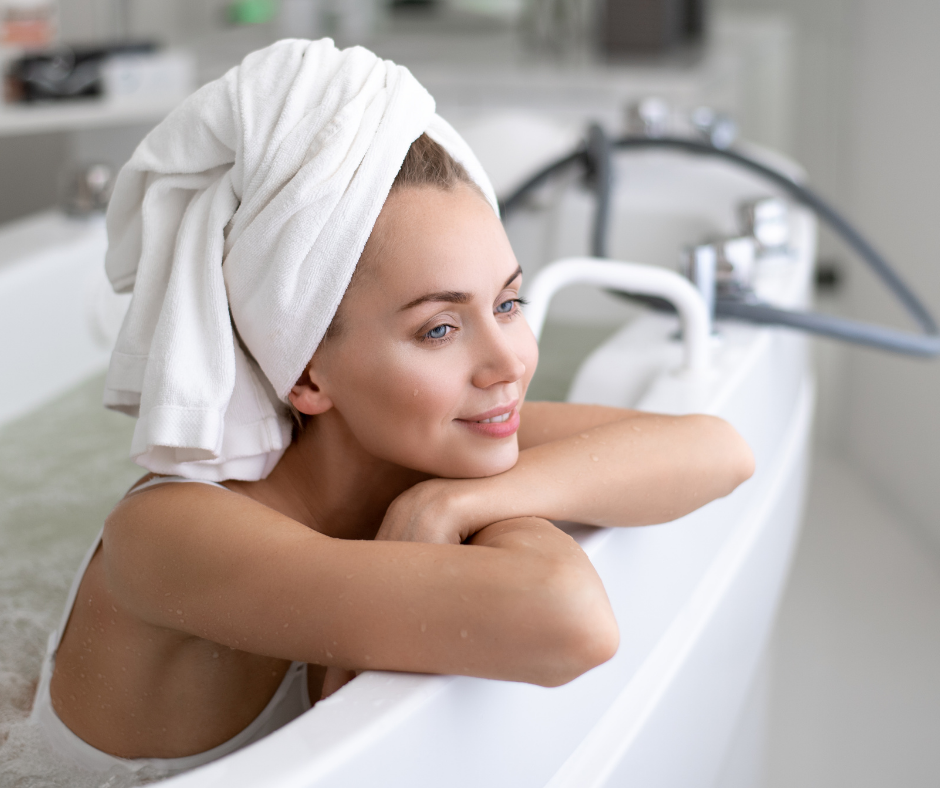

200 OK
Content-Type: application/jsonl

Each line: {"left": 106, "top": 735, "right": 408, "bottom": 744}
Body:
{"left": 49, "top": 184, "right": 754, "bottom": 759}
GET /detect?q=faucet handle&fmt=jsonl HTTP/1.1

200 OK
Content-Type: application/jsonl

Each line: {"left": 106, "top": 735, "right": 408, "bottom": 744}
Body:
{"left": 60, "top": 163, "right": 115, "bottom": 216}
{"left": 741, "top": 197, "right": 791, "bottom": 252}
{"left": 626, "top": 97, "right": 671, "bottom": 138}
{"left": 691, "top": 106, "right": 738, "bottom": 149}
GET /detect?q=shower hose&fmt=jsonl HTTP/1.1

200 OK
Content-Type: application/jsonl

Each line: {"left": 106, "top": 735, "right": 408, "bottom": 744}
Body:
{"left": 499, "top": 127, "right": 940, "bottom": 358}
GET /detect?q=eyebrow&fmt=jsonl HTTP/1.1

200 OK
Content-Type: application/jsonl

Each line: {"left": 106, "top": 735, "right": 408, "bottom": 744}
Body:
{"left": 399, "top": 266, "right": 523, "bottom": 312}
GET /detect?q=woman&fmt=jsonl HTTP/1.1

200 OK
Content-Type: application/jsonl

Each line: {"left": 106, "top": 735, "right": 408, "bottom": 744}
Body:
{"left": 30, "top": 40, "right": 753, "bottom": 774}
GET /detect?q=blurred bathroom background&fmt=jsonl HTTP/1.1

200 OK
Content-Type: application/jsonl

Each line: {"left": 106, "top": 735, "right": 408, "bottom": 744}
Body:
{"left": 0, "top": 0, "right": 937, "bottom": 785}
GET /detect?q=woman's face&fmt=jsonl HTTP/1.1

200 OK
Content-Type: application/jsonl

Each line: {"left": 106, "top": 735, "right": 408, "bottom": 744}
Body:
{"left": 299, "top": 184, "right": 538, "bottom": 478}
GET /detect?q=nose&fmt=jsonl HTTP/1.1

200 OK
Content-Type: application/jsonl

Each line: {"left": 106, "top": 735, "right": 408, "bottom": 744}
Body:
{"left": 470, "top": 315, "right": 529, "bottom": 390}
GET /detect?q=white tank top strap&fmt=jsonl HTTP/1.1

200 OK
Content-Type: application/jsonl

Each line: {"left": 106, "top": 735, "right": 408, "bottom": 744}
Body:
{"left": 30, "top": 476, "right": 313, "bottom": 775}
{"left": 129, "top": 475, "right": 231, "bottom": 494}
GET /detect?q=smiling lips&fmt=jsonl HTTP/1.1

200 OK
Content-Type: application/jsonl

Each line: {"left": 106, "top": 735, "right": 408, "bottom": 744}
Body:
{"left": 456, "top": 402, "right": 520, "bottom": 438}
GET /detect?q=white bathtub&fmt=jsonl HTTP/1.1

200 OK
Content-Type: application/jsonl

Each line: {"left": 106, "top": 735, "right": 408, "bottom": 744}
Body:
{"left": 0, "top": 140, "right": 815, "bottom": 787}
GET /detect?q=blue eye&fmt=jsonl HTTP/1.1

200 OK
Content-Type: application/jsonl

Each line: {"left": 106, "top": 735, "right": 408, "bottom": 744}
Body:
{"left": 426, "top": 325, "right": 450, "bottom": 340}
{"left": 496, "top": 299, "right": 516, "bottom": 314}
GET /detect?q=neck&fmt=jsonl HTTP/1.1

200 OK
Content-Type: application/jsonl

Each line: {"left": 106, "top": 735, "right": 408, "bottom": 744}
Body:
{"left": 233, "top": 411, "right": 430, "bottom": 540}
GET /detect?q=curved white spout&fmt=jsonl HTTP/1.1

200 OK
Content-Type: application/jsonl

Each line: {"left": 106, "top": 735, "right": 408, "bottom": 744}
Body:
{"left": 523, "top": 257, "right": 712, "bottom": 371}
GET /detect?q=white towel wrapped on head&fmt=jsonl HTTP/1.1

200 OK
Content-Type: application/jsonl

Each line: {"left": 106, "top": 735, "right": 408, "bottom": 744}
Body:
{"left": 103, "top": 38, "right": 498, "bottom": 481}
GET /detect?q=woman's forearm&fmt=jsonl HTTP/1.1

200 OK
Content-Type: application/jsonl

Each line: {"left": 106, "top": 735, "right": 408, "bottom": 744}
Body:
{"left": 466, "top": 413, "right": 755, "bottom": 529}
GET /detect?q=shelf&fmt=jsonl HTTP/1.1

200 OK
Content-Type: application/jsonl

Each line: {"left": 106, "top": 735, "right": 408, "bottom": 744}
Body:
{"left": 0, "top": 94, "right": 186, "bottom": 138}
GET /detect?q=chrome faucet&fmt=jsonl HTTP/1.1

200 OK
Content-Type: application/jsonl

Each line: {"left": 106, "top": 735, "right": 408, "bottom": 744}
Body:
{"left": 60, "top": 163, "right": 115, "bottom": 216}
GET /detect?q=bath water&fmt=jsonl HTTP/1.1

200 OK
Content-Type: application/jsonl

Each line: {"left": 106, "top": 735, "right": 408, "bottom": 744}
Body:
{"left": 0, "top": 374, "right": 160, "bottom": 787}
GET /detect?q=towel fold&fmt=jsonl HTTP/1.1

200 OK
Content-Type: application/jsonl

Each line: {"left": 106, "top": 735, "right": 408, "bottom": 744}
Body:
{"left": 103, "top": 38, "right": 497, "bottom": 481}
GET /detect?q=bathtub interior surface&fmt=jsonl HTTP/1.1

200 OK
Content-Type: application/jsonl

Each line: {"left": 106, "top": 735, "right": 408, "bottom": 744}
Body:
{"left": 0, "top": 373, "right": 153, "bottom": 788}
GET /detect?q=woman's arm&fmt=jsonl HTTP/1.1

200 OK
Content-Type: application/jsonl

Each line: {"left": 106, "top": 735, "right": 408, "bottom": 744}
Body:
{"left": 102, "top": 484, "right": 618, "bottom": 687}
{"left": 376, "top": 402, "right": 755, "bottom": 544}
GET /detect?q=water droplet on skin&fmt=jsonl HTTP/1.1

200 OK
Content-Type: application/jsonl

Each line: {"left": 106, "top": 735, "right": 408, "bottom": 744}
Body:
{"left": 283, "top": 623, "right": 289, "bottom": 628}
{"left": 460, "top": 629, "right": 468, "bottom": 638}
{"left": 413, "top": 389, "right": 419, "bottom": 397}
{"left": 326, "top": 651, "right": 333, "bottom": 659}
{"left": 212, "top": 652, "right": 219, "bottom": 658}
{"left": 580, "top": 433, "right": 590, "bottom": 439}
{"left": 420, "top": 622, "right": 427, "bottom": 632}
{"left": 591, "top": 454, "right": 599, "bottom": 461}
{"left": 176, "top": 610, "right": 182, "bottom": 615}
{"left": 633, "top": 425, "right": 641, "bottom": 432}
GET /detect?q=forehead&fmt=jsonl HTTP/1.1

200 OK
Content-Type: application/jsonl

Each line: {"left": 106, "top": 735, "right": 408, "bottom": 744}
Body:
{"left": 358, "top": 185, "right": 516, "bottom": 299}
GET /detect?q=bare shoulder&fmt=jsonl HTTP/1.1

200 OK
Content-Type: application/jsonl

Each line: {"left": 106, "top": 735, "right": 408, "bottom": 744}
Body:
{"left": 105, "top": 477, "right": 308, "bottom": 556}
{"left": 517, "top": 401, "right": 638, "bottom": 449}
{"left": 101, "top": 480, "right": 323, "bottom": 628}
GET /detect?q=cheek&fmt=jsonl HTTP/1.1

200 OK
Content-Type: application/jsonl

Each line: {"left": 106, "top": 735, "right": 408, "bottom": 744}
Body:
{"left": 328, "top": 322, "right": 538, "bottom": 476}
{"left": 330, "top": 344, "right": 464, "bottom": 454}
{"left": 517, "top": 325, "right": 540, "bottom": 397}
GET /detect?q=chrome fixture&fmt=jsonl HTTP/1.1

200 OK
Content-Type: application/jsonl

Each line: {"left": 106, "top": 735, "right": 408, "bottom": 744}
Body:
{"left": 741, "top": 197, "right": 790, "bottom": 252}
{"left": 682, "top": 235, "right": 757, "bottom": 310}
{"left": 625, "top": 97, "right": 671, "bottom": 138}
{"left": 691, "top": 106, "right": 738, "bottom": 150}
{"left": 61, "top": 164, "right": 115, "bottom": 216}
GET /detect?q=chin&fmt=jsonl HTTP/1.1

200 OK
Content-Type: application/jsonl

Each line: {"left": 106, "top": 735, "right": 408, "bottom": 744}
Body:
{"left": 432, "top": 442, "right": 519, "bottom": 479}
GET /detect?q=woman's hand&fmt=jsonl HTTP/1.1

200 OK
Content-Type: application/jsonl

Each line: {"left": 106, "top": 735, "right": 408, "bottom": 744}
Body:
{"left": 374, "top": 477, "right": 491, "bottom": 544}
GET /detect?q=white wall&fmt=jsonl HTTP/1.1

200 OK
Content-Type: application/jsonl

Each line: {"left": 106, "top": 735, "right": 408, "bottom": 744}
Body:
{"left": 718, "top": 0, "right": 940, "bottom": 547}
{"left": 843, "top": 0, "right": 940, "bottom": 542}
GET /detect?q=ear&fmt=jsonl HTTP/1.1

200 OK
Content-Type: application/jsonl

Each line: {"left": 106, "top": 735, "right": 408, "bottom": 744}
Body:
{"left": 288, "top": 365, "right": 334, "bottom": 416}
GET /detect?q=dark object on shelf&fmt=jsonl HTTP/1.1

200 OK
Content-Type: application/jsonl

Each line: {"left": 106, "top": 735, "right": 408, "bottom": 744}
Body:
{"left": 4, "top": 41, "right": 156, "bottom": 103}
{"left": 682, "top": 0, "right": 706, "bottom": 37}
{"left": 599, "top": 0, "right": 707, "bottom": 55}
